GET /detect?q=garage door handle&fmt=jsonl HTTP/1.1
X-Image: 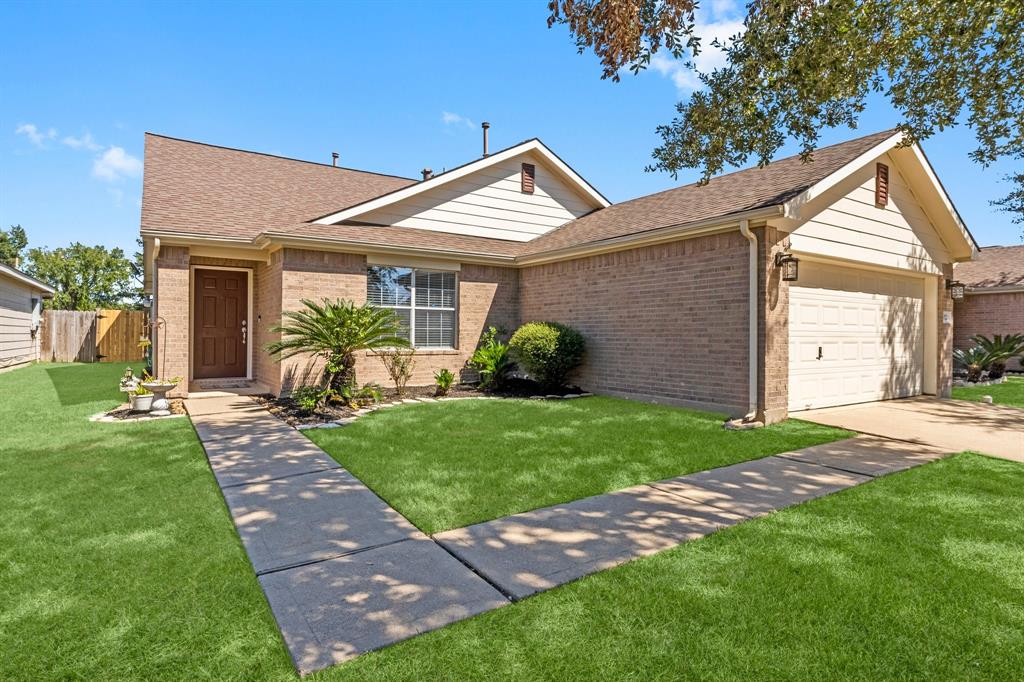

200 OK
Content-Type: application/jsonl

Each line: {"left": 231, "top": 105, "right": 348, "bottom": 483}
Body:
{"left": 817, "top": 346, "right": 823, "bottom": 360}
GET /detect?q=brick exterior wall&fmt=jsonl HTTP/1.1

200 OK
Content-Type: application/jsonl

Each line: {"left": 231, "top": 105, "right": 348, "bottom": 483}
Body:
{"left": 254, "top": 250, "right": 284, "bottom": 393}
{"left": 518, "top": 232, "right": 750, "bottom": 415}
{"left": 275, "top": 248, "right": 519, "bottom": 392}
{"left": 755, "top": 226, "right": 790, "bottom": 424}
{"left": 937, "top": 264, "right": 955, "bottom": 397}
{"left": 153, "top": 245, "right": 190, "bottom": 396}
{"left": 954, "top": 291, "right": 1024, "bottom": 371}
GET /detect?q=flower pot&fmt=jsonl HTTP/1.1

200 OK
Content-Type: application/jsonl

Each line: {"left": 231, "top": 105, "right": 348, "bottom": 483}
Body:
{"left": 130, "top": 394, "right": 154, "bottom": 412}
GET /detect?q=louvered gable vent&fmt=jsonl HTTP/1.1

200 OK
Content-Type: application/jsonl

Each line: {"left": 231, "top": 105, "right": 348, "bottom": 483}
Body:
{"left": 521, "top": 162, "right": 535, "bottom": 194}
{"left": 875, "top": 162, "right": 889, "bottom": 207}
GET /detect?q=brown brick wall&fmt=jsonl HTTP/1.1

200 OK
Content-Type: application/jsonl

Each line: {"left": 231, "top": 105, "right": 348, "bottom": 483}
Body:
{"left": 954, "top": 291, "right": 1024, "bottom": 371}
{"left": 254, "top": 251, "right": 283, "bottom": 392}
{"left": 518, "top": 232, "right": 750, "bottom": 415}
{"left": 755, "top": 226, "right": 789, "bottom": 424}
{"left": 154, "top": 245, "right": 190, "bottom": 396}
{"left": 937, "top": 264, "right": 955, "bottom": 396}
{"left": 276, "top": 248, "right": 519, "bottom": 392}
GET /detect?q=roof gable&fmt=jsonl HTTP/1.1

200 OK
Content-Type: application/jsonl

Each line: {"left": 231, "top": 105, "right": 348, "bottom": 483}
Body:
{"left": 312, "top": 139, "right": 609, "bottom": 230}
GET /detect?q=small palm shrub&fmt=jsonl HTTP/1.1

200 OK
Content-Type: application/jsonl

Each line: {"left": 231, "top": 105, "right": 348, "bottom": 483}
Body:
{"left": 509, "top": 321, "right": 585, "bottom": 390}
{"left": 379, "top": 348, "right": 416, "bottom": 396}
{"left": 266, "top": 299, "right": 408, "bottom": 407}
{"left": 434, "top": 368, "right": 456, "bottom": 396}
{"left": 953, "top": 346, "right": 989, "bottom": 383}
{"left": 971, "top": 334, "right": 1024, "bottom": 379}
{"left": 469, "top": 326, "right": 513, "bottom": 389}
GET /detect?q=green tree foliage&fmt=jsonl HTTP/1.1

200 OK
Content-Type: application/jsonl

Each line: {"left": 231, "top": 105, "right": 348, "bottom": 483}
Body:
{"left": 24, "top": 242, "right": 134, "bottom": 310}
{"left": 0, "top": 225, "right": 29, "bottom": 267}
{"left": 549, "top": 0, "right": 1024, "bottom": 229}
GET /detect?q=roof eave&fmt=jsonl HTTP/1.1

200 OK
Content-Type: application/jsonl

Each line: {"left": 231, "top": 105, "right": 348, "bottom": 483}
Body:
{"left": 256, "top": 233, "right": 518, "bottom": 266}
{"left": 0, "top": 262, "right": 55, "bottom": 296}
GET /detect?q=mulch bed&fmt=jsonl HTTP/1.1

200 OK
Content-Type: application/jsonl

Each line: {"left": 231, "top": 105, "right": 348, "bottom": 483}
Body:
{"left": 253, "top": 379, "right": 586, "bottom": 427}
{"left": 90, "top": 399, "right": 188, "bottom": 422}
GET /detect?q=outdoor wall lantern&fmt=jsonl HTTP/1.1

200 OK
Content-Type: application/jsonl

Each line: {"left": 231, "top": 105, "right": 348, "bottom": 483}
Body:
{"left": 946, "top": 279, "right": 965, "bottom": 300}
{"left": 775, "top": 252, "right": 800, "bottom": 282}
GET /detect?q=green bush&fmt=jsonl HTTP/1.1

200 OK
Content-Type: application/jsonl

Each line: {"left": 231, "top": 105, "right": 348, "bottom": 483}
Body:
{"left": 290, "top": 385, "right": 324, "bottom": 413}
{"left": 434, "top": 368, "right": 456, "bottom": 396}
{"left": 469, "top": 326, "right": 513, "bottom": 389}
{"left": 509, "top": 321, "right": 585, "bottom": 390}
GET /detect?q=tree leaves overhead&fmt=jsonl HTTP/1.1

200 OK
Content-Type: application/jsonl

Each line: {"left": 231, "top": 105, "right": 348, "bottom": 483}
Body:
{"left": 550, "top": 0, "right": 1024, "bottom": 229}
{"left": 23, "top": 243, "right": 134, "bottom": 310}
{"left": 0, "top": 225, "right": 29, "bottom": 267}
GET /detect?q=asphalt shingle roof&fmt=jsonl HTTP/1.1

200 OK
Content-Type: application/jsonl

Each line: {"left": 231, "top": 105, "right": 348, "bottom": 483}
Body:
{"left": 955, "top": 245, "right": 1024, "bottom": 289}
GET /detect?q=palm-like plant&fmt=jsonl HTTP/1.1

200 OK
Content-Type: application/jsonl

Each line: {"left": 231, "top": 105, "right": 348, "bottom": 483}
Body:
{"left": 266, "top": 299, "right": 409, "bottom": 400}
{"left": 953, "top": 346, "right": 988, "bottom": 383}
{"left": 971, "top": 334, "right": 1024, "bottom": 379}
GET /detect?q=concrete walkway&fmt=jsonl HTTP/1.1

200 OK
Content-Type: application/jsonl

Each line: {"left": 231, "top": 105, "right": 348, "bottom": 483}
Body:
{"left": 187, "top": 397, "right": 952, "bottom": 674}
{"left": 185, "top": 395, "right": 508, "bottom": 676}
{"left": 798, "top": 397, "right": 1023, "bottom": 463}
{"left": 435, "top": 435, "right": 948, "bottom": 600}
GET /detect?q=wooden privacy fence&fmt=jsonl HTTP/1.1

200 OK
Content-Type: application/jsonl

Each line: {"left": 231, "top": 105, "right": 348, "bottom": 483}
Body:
{"left": 41, "top": 309, "right": 148, "bottom": 363}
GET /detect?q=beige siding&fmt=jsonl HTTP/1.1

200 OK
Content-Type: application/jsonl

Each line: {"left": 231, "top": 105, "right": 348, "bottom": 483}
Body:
{"left": 789, "top": 153, "right": 949, "bottom": 274}
{"left": 0, "top": 274, "right": 41, "bottom": 369}
{"left": 356, "top": 152, "right": 594, "bottom": 242}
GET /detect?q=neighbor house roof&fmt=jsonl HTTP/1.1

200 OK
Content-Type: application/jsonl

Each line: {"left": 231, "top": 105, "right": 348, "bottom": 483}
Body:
{"left": 141, "top": 133, "right": 417, "bottom": 241}
{"left": 520, "top": 129, "right": 900, "bottom": 256}
{"left": 0, "top": 262, "right": 54, "bottom": 296}
{"left": 955, "top": 245, "right": 1024, "bottom": 289}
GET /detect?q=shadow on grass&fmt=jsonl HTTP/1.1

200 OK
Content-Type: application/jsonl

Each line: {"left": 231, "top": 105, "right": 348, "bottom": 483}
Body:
{"left": 45, "top": 363, "right": 140, "bottom": 406}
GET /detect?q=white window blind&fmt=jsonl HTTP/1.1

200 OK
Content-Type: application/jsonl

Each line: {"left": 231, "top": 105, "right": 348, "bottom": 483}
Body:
{"left": 367, "top": 266, "right": 456, "bottom": 348}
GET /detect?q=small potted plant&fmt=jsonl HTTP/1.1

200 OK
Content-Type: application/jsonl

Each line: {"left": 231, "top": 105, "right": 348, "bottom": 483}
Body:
{"left": 129, "top": 385, "right": 154, "bottom": 412}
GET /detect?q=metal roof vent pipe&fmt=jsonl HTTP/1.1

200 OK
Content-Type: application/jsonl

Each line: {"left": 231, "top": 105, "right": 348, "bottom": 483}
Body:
{"left": 332, "top": 152, "right": 339, "bottom": 167}
{"left": 421, "top": 167, "right": 433, "bottom": 181}
{"left": 482, "top": 121, "right": 490, "bottom": 157}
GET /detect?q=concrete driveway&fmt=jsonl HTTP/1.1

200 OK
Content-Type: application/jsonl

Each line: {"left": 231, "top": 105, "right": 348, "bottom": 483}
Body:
{"left": 797, "top": 397, "right": 1023, "bottom": 463}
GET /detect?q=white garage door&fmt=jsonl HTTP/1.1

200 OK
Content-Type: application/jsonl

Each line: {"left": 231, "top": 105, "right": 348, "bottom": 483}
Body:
{"left": 789, "top": 261, "right": 924, "bottom": 411}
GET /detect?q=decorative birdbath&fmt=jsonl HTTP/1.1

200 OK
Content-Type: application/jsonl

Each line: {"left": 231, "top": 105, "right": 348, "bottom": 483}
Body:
{"left": 141, "top": 380, "right": 179, "bottom": 417}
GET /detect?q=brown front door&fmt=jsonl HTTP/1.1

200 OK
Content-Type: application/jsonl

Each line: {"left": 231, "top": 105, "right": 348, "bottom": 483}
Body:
{"left": 193, "top": 268, "right": 248, "bottom": 379}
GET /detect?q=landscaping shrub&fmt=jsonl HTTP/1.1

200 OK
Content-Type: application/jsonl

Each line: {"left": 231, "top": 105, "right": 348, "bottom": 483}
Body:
{"left": 469, "top": 326, "right": 513, "bottom": 389}
{"left": 971, "top": 334, "right": 1024, "bottom": 379}
{"left": 290, "top": 385, "right": 324, "bottom": 413}
{"left": 378, "top": 348, "right": 416, "bottom": 396}
{"left": 509, "top": 321, "right": 585, "bottom": 390}
{"left": 434, "top": 368, "right": 455, "bottom": 396}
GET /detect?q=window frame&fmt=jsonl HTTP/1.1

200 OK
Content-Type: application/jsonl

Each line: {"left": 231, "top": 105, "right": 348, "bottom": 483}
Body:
{"left": 367, "top": 266, "right": 458, "bottom": 350}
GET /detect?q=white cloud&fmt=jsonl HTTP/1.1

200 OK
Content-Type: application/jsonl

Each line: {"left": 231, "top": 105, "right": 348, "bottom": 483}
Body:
{"left": 441, "top": 111, "right": 474, "bottom": 129}
{"left": 107, "top": 187, "right": 125, "bottom": 206}
{"left": 62, "top": 132, "right": 102, "bottom": 151}
{"left": 15, "top": 123, "right": 57, "bottom": 147}
{"left": 92, "top": 146, "right": 142, "bottom": 181}
{"left": 648, "top": 13, "right": 746, "bottom": 93}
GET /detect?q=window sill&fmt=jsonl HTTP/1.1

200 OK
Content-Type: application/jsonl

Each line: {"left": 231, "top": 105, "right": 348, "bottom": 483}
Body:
{"left": 364, "top": 349, "right": 460, "bottom": 356}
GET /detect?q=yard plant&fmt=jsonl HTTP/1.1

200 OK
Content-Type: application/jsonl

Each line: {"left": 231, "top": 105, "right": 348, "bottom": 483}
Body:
{"left": 265, "top": 298, "right": 407, "bottom": 407}
{"left": 468, "top": 326, "right": 513, "bottom": 389}
{"left": 509, "top": 321, "right": 585, "bottom": 390}
{"left": 954, "top": 334, "right": 1024, "bottom": 381}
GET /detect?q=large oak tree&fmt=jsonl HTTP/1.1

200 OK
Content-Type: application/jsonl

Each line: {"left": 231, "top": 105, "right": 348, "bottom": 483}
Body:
{"left": 549, "top": 0, "right": 1023, "bottom": 229}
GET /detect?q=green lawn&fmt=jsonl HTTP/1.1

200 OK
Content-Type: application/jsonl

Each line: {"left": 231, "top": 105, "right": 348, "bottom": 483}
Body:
{"left": 953, "top": 375, "right": 1024, "bottom": 408}
{"left": 306, "top": 398, "right": 852, "bottom": 533}
{"left": 4, "top": 364, "right": 1022, "bottom": 680}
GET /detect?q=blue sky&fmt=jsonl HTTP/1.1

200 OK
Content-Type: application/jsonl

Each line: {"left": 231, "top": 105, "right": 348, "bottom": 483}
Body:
{"left": 1, "top": 0, "right": 1018, "bottom": 258}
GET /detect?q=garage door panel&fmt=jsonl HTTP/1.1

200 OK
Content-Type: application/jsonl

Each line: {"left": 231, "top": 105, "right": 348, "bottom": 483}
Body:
{"left": 789, "top": 262, "right": 924, "bottom": 411}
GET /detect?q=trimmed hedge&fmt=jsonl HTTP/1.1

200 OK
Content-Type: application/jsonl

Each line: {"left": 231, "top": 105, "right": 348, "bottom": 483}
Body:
{"left": 509, "top": 321, "right": 585, "bottom": 390}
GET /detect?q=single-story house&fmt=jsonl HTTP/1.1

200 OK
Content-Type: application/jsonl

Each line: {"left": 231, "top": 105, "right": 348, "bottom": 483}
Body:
{"left": 953, "top": 244, "right": 1024, "bottom": 371}
{"left": 140, "top": 128, "right": 977, "bottom": 423}
{"left": 0, "top": 262, "right": 54, "bottom": 372}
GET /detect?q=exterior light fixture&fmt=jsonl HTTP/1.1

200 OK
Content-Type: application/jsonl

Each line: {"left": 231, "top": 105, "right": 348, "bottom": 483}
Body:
{"left": 774, "top": 252, "right": 800, "bottom": 282}
{"left": 946, "top": 279, "right": 965, "bottom": 300}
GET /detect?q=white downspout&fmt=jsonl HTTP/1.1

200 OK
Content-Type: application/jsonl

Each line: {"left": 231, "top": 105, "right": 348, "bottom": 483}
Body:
{"left": 738, "top": 220, "right": 758, "bottom": 421}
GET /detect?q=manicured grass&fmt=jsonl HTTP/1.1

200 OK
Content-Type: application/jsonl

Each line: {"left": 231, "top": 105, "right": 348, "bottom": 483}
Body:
{"left": 337, "top": 453, "right": 1024, "bottom": 681}
{"left": 953, "top": 375, "right": 1024, "bottom": 408}
{"left": 307, "top": 397, "right": 852, "bottom": 533}
{"left": 6, "top": 364, "right": 1021, "bottom": 680}
{"left": 0, "top": 363, "right": 295, "bottom": 680}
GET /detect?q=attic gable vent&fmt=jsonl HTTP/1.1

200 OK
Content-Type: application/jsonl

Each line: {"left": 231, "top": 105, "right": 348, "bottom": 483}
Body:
{"left": 875, "top": 162, "right": 889, "bottom": 207}
{"left": 521, "top": 163, "right": 535, "bottom": 194}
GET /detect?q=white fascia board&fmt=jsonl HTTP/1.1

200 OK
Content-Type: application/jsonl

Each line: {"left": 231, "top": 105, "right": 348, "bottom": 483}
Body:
{"left": 313, "top": 139, "right": 609, "bottom": 225}
{"left": 0, "top": 262, "right": 55, "bottom": 295}
{"left": 782, "top": 132, "right": 904, "bottom": 219}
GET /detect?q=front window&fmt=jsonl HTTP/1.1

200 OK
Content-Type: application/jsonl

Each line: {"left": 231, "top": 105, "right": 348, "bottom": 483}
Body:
{"left": 367, "top": 266, "right": 456, "bottom": 348}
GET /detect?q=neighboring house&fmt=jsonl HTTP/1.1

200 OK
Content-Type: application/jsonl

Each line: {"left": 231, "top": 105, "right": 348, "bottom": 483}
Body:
{"left": 0, "top": 262, "right": 54, "bottom": 372}
{"left": 140, "top": 128, "right": 977, "bottom": 423}
{"left": 953, "top": 244, "right": 1024, "bottom": 370}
